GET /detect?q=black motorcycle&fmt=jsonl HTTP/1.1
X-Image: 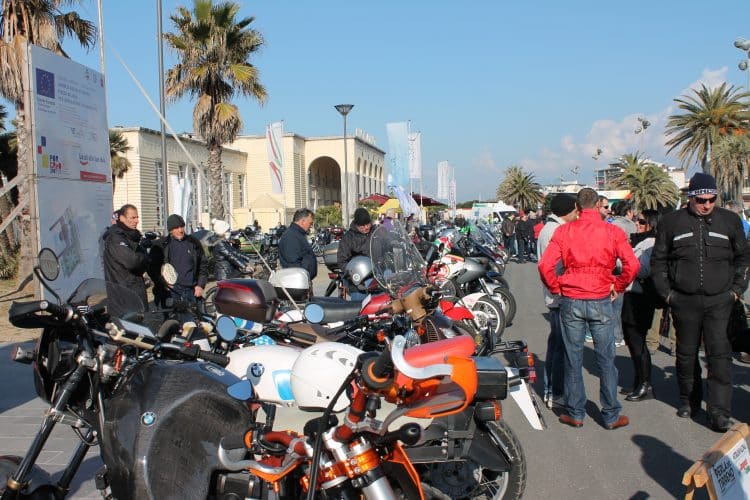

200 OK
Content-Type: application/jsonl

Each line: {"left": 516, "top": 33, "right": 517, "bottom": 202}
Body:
{"left": 0, "top": 249, "right": 251, "bottom": 500}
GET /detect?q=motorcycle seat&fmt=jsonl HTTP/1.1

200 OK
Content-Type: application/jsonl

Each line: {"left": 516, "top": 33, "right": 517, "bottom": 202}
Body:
{"left": 307, "top": 298, "right": 363, "bottom": 323}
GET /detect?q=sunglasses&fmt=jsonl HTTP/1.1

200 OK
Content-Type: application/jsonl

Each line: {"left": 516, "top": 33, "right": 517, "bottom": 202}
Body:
{"left": 637, "top": 219, "right": 647, "bottom": 225}
{"left": 601, "top": 205, "right": 609, "bottom": 210}
{"left": 694, "top": 196, "right": 717, "bottom": 205}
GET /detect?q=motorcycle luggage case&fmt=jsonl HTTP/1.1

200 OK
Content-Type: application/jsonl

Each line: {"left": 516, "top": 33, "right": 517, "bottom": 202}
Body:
{"left": 269, "top": 268, "right": 310, "bottom": 302}
{"left": 323, "top": 241, "right": 340, "bottom": 272}
{"left": 474, "top": 356, "right": 508, "bottom": 400}
{"left": 214, "top": 278, "right": 278, "bottom": 322}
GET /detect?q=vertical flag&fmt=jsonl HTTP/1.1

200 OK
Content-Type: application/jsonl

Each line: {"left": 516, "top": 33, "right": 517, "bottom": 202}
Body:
{"left": 266, "top": 121, "right": 284, "bottom": 194}
{"left": 449, "top": 179, "right": 457, "bottom": 214}
{"left": 408, "top": 132, "right": 422, "bottom": 179}
{"left": 437, "top": 161, "right": 450, "bottom": 199}
{"left": 386, "top": 122, "right": 409, "bottom": 188}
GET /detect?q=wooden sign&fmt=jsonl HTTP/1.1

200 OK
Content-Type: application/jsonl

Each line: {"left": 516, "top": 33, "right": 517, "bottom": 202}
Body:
{"left": 683, "top": 423, "right": 750, "bottom": 499}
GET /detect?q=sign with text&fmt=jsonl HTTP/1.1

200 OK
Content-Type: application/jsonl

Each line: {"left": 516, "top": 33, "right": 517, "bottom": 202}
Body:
{"left": 29, "top": 45, "right": 111, "bottom": 298}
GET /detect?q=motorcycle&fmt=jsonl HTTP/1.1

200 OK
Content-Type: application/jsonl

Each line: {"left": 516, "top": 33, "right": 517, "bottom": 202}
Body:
{"left": 1, "top": 249, "right": 251, "bottom": 500}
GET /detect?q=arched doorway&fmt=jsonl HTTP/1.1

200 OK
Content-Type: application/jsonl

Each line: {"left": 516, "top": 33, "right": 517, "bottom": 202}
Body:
{"left": 308, "top": 157, "right": 341, "bottom": 210}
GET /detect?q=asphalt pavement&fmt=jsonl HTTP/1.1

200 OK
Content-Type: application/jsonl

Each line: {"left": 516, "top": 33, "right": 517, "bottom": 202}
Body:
{"left": 3, "top": 260, "right": 748, "bottom": 498}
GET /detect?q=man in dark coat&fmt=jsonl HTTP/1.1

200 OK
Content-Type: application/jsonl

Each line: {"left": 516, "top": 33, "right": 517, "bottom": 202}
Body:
{"left": 278, "top": 208, "right": 317, "bottom": 280}
{"left": 102, "top": 204, "right": 149, "bottom": 317}
{"left": 337, "top": 208, "right": 373, "bottom": 270}
{"left": 148, "top": 214, "right": 208, "bottom": 306}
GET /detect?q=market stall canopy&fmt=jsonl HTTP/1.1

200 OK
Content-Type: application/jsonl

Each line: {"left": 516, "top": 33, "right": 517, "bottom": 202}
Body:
{"left": 249, "top": 193, "right": 285, "bottom": 209}
{"left": 412, "top": 193, "right": 446, "bottom": 207}
{"left": 358, "top": 193, "right": 391, "bottom": 205}
{"left": 377, "top": 198, "right": 401, "bottom": 214}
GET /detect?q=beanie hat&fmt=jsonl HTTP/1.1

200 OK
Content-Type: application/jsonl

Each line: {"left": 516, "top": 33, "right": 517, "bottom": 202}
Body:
{"left": 167, "top": 214, "right": 185, "bottom": 231}
{"left": 550, "top": 195, "right": 576, "bottom": 217}
{"left": 212, "top": 219, "right": 230, "bottom": 236}
{"left": 353, "top": 207, "right": 372, "bottom": 226}
{"left": 687, "top": 173, "right": 717, "bottom": 197}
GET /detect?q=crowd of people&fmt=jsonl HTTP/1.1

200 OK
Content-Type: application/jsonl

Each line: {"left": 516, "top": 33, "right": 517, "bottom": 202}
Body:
{"left": 536, "top": 173, "right": 750, "bottom": 433}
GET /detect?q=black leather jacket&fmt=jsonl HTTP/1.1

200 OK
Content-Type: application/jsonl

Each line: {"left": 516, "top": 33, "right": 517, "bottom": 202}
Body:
{"left": 651, "top": 206, "right": 750, "bottom": 301}
{"left": 336, "top": 223, "right": 372, "bottom": 270}
{"left": 212, "top": 238, "right": 251, "bottom": 281}
{"left": 102, "top": 222, "right": 148, "bottom": 308}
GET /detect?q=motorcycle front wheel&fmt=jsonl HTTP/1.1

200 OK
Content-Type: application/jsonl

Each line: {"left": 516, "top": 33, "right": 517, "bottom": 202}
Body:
{"left": 419, "top": 420, "right": 526, "bottom": 500}
{"left": 472, "top": 297, "right": 506, "bottom": 341}
{"left": 492, "top": 288, "right": 517, "bottom": 326}
{"left": 0, "top": 455, "right": 51, "bottom": 498}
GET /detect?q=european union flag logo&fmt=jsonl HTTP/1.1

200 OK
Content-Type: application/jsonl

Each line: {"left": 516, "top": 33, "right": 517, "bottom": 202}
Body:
{"left": 35, "top": 69, "right": 55, "bottom": 99}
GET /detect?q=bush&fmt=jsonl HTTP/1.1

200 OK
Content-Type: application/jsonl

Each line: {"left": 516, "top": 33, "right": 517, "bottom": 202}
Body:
{"left": 315, "top": 205, "right": 342, "bottom": 227}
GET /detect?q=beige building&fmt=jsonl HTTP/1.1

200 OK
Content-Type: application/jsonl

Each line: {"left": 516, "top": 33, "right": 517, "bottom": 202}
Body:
{"left": 113, "top": 127, "right": 386, "bottom": 232}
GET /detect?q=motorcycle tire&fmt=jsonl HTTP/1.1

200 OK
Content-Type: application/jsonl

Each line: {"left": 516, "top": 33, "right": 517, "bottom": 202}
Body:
{"left": 0, "top": 455, "right": 51, "bottom": 497}
{"left": 456, "top": 318, "right": 497, "bottom": 356}
{"left": 419, "top": 420, "right": 526, "bottom": 500}
{"left": 471, "top": 297, "right": 506, "bottom": 341}
{"left": 492, "top": 288, "right": 516, "bottom": 326}
{"left": 202, "top": 286, "right": 217, "bottom": 316}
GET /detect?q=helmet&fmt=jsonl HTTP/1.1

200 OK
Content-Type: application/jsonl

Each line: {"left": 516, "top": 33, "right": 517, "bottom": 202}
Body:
{"left": 345, "top": 256, "right": 372, "bottom": 286}
{"left": 418, "top": 224, "right": 435, "bottom": 243}
{"left": 212, "top": 219, "right": 230, "bottom": 237}
{"left": 291, "top": 342, "right": 363, "bottom": 411}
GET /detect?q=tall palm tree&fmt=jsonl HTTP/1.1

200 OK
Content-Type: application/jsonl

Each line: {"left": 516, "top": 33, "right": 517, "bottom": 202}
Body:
{"left": 0, "top": 104, "right": 6, "bottom": 131}
{"left": 109, "top": 129, "right": 131, "bottom": 191}
{"left": 605, "top": 151, "right": 651, "bottom": 189}
{"left": 616, "top": 163, "right": 679, "bottom": 211}
{"left": 496, "top": 165, "right": 544, "bottom": 211}
{"left": 0, "top": 0, "right": 96, "bottom": 277}
{"left": 665, "top": 83, "right": 750, "bottom": 173}
{"left": 711, "top": 133, "right": 750, "bottom": 203}
{"left": 165, "top": 0, "right": 266, "bottom": 220}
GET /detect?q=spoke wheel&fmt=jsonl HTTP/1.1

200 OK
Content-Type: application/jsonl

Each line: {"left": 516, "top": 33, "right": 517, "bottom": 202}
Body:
{"left": 472, "top": 296, "right": 505, "bottom": 340}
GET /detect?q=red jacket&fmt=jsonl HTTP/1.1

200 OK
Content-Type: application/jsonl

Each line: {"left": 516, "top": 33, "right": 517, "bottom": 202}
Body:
{"left": 538, "top": 208, "right": 639, "bottom": 299}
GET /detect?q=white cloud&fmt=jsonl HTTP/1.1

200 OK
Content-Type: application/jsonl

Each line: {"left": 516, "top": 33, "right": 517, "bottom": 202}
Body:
{"left": 520, "top": 67, "right": 730, "bottom": 184}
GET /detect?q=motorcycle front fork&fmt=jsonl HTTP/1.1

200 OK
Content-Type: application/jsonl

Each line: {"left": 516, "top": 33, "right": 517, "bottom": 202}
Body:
{"left": 2, "top": 366, "right": 90, "bottom": 499}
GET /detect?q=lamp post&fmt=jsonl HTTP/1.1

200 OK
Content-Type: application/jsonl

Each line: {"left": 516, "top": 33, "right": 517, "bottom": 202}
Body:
{"left": 734, "top": 38, "right": 750, "bottom": 92}
{"left": 335, "top": 104, "right": 354, "bottom": 225}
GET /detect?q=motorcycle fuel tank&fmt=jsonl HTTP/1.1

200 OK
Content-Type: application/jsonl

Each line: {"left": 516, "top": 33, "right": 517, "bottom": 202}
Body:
{"left": 100, "top": 359, "right": 252, "bottom": 500}
{"left": 226, "top": 344, "right": 301, "bottom": 406}
{"left": 456, "top": 257, "right": 486, "bottom": 285}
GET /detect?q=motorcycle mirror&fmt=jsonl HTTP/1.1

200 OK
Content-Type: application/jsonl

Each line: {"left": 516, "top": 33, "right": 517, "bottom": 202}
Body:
{"left": 161, "top": 263, "right": 178, "bottom": 286}
{"left": 215, "top": 315, "right": 238, "bottom": 342}
{"left": 303, "top": 303, "right": 325, "bottom": 324}
{"left": 226, "top": 380, "right": 254, "bottom": 401}
{"left": 37, "top": 248, "right": 60, "bottom": 281}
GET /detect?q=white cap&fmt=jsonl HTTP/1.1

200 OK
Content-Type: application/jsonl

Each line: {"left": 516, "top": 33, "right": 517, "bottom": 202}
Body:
{"left": 212, "top": 219, "right": 230, "bottom": 236}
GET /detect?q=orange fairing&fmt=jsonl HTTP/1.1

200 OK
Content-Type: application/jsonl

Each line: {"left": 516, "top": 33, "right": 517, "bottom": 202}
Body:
{"left": 401, "top": 356, "right": 477, "bottom": 418}
{"left": 389, "top": 443, "right": 425, "bottom": 500}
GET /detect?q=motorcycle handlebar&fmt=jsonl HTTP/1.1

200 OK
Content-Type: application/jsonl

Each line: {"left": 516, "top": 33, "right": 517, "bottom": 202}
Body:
{"left": 40, "top": 301, "right": 73, "bottom": 322}
{"left": 288, "top": 330, "right": 317, "bottom": 343}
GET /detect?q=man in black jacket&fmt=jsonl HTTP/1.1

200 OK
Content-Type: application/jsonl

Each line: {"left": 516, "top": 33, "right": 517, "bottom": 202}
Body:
{"left": 651, "top": 173, "right": 750, "bottom": 431}
{"left": 102, "top": 204, "right": 149, "bottom": 315}
{"left": 149, "top": 214, "right": 209, "bottom": 306}
{"left": 337, "top": 208, "right": 373, "bottom": 270}
{"left": 278, "top": 208, "right": 317, "bottom": 280}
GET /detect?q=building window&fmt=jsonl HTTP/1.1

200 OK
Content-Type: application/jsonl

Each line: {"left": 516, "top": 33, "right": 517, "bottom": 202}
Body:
{"left": 238, "top": 174, "right": 246, "bottom": 207}
{"left": 178, "top": 163, "right": 186, "bottom": 181}
{"left": 155, "top": 160, "right": 165, "bottom": 226}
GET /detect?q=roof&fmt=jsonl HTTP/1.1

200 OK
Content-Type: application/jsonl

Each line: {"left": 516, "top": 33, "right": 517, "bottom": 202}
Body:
{"left": 412, "top": 193, "right": 446, "bottom": 207}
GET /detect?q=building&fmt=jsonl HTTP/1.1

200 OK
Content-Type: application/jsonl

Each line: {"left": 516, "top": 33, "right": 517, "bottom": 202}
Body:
{"left": 593, "top": 158, "right": 685, "bottom": 192}
{"left": 113, "top": 127, "right": 386, "bottom": 232}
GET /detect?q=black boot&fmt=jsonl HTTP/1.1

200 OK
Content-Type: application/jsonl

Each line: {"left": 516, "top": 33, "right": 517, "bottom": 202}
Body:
{"left": 626, "top": 382, "right": 654, "bottom": 402}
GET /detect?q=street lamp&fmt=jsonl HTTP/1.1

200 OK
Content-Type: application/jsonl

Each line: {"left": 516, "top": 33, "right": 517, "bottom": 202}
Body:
{"left": 734, "top": 38, "right": 750, "bottom": 91}
{"left": 335, "top": 104, "right": 354, "bottom": 225}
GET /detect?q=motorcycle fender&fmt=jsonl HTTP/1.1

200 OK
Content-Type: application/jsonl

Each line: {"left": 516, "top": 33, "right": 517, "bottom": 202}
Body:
{"left": 507, "top": 367, "right": 545, "bottom": 430}
{"left": 442, "top": 304, "right": 474, "bottom": 321}
{"left": 382, "top": 443, "right": 424, "bottom": 500}
{"left": 467, "top": 424, "right": 513, "bottom": 472}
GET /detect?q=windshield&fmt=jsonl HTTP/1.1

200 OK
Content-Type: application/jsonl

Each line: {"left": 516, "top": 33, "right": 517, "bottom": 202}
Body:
{"left": 370, "top": 220, "right": 426, "bottom": 296}
{"left": 68, "top": 279, "right": 146, "bottom": 324}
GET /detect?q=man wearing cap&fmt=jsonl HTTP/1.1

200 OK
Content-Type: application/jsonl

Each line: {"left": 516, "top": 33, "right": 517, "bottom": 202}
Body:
{"left": 537, "top": 194, "right": 578, "bottom": 409}
{"left": 337, "top": 207, "right": 374, "bottom": 271}
{"left": 278, "top": 208, "right": 317, "bottom": 280}
{"left": 149, "top": 214, "right": 208, "bottom": 306}
{"left": 651, "top": 173, "right": 750, "bottom": 432}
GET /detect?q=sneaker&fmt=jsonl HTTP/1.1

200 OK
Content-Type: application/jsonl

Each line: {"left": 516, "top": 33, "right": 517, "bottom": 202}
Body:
{"left": 585, "top": 334, "right": 593, "bottom": 343}
{"left": 615, "top": 339, "right": 626, "bottom": 348}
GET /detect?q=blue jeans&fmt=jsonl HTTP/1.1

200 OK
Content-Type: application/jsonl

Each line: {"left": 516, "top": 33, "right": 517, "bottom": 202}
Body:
{"left": 170, "top": 284, "right": 198, "bottom": 324}
{"left": 544, "top": 307, "right": 565, "bottom": 398}
{"left": 560, "top": 296, "right": 621, "bottom": 425}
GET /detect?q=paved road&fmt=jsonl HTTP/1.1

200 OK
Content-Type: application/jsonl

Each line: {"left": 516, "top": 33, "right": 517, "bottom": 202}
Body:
{"left": 3, "top": 261, "right": 749, "bottom": 498}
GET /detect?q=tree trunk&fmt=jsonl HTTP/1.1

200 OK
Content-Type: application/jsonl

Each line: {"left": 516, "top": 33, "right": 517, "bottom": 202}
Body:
{"left": 207, "top": 143, "right": 224, "bottom": 220}
{"left": 14, "top": 103, "right": 34, "bottom": 281}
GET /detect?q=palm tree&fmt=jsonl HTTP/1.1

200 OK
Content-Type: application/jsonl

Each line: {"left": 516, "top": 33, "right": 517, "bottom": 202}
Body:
{"left": 496, "top": 165, "right": 544, "bottom": 211}
{"left": 616, "top": 163, "right": 679, "bottom": 211}
{"left": 605, "top": 151, "right": 651, "bottom": 189}
{"left": 0, "top": 104, "right": 6, "bottom": 131}
{"left": 109, "top": 129, "right": 131, "bottom": 191}
{"left": 0, "top": 0, "right": 96, "bottom": 277}
{"left": 165, "top": 0, "right": 266, "bottom": 220}
{"left": 711, "top": 133, "right": 750, "bottom": 203}
{"left": 665, "top": 83, "right": 750, "bottom": 173}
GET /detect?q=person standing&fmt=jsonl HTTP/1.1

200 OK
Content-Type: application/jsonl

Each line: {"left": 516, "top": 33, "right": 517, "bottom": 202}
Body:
{"left": 211, "top": 219, "right": 253, "bottom": 281}
{"left": 501, "top": 214, "right": 516, "bottom": 257}
{"left": 337, "top": 207, "right": 373, "bottom": 270}
{"left": 651, "top": 173, "right": 750, "bottom": 432}
{"left": 537, "top": 195, "right": 578, "bottom": 409}
{"left": 278, "top": 208, "right": 317, "bottom": 280}
{"left": 102, "top": 204, "right": 149, "bottom": 314}
{"left": 515, "top": 212, "right": 532, "bottom": 263}
{"left": 611, "top": 201, "right": 638, "bottom": 237}
{"left": 539, "top": 188, "right": 639, "bottom": 430}
{"left": 149, "top": 214, "right": 208, "bottom": 306}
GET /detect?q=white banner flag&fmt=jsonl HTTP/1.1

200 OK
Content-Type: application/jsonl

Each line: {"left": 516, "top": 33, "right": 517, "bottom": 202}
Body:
{"left": 266, "top": 121, "right": 284, "bottom": 193}
{"left": 408, "top": 132, "right": 422, "bottom": 179}
{"left": 437, "top": 161, "right": 450, "bottom": 199}
{"left": 449, "top": 179, "right": 457, "bottom": 212}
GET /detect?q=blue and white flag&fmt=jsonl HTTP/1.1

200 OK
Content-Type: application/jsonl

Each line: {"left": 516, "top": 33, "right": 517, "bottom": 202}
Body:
{"left": 386, "top": 122, "right": 409, "bottom": 188}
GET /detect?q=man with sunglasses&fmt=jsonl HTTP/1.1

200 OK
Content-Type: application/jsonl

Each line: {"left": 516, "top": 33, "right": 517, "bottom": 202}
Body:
{"left": 651, "top": 173, "right": 750, "bottom": 432}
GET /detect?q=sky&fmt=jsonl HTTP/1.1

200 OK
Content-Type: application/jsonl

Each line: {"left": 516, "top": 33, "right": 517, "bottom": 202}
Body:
{"left": 5, "top": 0, "right": 750, "bottom": 201}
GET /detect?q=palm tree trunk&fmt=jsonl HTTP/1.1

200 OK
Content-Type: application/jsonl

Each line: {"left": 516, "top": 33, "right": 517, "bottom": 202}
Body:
{"left": 14, "top": 103, "right": 33, "bottom": 280}
{"left": 207, "top": 143, "right": 225, "bottom": 220}
{"left": 701, "top": 153, "right": 710, "bottom": 174}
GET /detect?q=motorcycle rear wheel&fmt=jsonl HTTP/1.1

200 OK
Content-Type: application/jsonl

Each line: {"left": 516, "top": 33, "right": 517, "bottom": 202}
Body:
{"left": 420, "top": 420, "right": 526, "bottom": 500}
{"left": 492, "top": 288, "right": 516, "bottom": 326}
{"left": 472, "top": 297, "right": 506, "bottom": 340}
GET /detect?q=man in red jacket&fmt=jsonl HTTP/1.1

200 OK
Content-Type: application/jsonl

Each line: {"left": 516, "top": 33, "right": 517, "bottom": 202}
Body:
{"left": 538, "top": 188, "right": 639, "bottom": 430}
